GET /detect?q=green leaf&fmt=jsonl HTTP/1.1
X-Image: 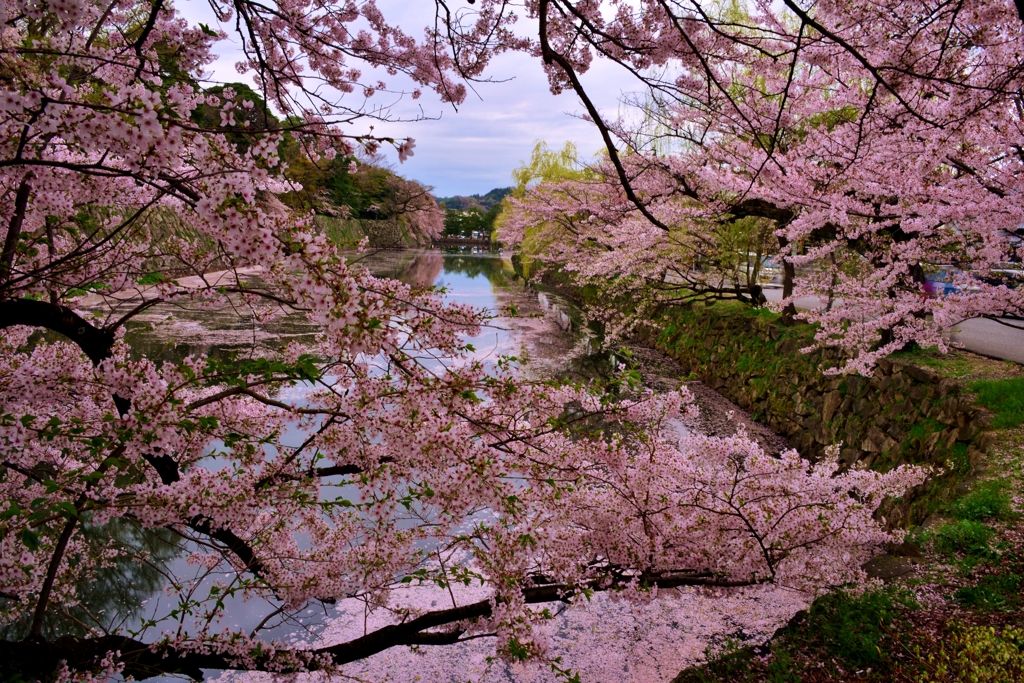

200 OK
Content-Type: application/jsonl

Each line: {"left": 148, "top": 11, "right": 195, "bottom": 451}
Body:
{"left": 54, "top": 502, "right": 79, "bottom": 520}
{"left": 1, "top": 502, "right": 23, "bottom": 520}
{"left": 20, "top": 528, "right": 40, "bottom": 550}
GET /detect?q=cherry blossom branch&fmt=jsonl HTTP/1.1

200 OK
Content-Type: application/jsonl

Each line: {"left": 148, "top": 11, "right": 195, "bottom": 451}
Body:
{"left": 539, "top": 0, "right": 674, "bottom": 233}
{"left": 0, "top": 569, "right": 758, "bottom": 680}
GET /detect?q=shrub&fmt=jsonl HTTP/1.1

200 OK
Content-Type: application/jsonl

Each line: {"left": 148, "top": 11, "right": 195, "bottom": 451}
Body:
{"left": 673, "top": 588, "right": 916, "bottom": 682}
{"left": 930, "top": 520, "right": 994, "bottom": 560}
{"left": 804, "top": 588, "right": 915, "bottom": 670}
{"left": 917, "top": 625, "right": 1024, "bottom": 683}
{"left": 953, "top": 573, "right": 1023, "bottom": 612}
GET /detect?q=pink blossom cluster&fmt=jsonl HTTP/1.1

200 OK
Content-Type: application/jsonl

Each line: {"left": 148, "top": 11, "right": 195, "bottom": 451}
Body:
{"left": 0, "top": 0, "right": 934, "bottom": 679}
{"left": 500, "top": 0, "right": 1024, "bottom": 373}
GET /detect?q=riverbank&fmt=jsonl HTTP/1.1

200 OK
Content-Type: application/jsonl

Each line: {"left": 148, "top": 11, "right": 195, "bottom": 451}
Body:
{"left": 520, "top": 264, "right": 1024, "bottom": 682}
{"left": 671, "top": 355, "right": 1024, "bottom": 682}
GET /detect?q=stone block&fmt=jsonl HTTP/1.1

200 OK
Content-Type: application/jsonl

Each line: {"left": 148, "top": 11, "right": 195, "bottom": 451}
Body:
{"left": 777, "top": 338, "right": 800, "bottom": 354}
{"left": 862, "top": 427, "right": 896, "bottom": 453}
{"left": 840, "top": 447, "right": 863, "bottom": 466}
{"left": 904, "top": 364, "right": 938, "bottom": 384}
{"left": 967, "top": 446, "right": 987, "bottom": 466}
{"left": 822, "top": 390, "right": 842, "bottom": 424}
{"left": 863, "top": 554, "right": 917, "bottom": 583}
{"left": 840, "top": 396, "right": 853, "bottom": 416}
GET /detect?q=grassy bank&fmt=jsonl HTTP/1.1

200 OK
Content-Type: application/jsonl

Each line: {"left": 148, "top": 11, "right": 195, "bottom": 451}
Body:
{"left": 646, "top": 305, "right": 1024, "bottom": 682}
{"left": 647, "top": 304, "right": 992, "bottom": 527}
{"left": 521, "top": 268, "right": 1024, "bottom": 681}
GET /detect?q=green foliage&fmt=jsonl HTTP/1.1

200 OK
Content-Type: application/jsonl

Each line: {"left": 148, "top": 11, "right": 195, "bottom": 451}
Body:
{"left": 511, "top": 141, "right": 591, "bottom": 196}
{"left": 971, "top": 377, "right": 1024, "bottom": 429}
{"left": 917, "top": 625, "right": 1024, "bottom": 683}
{"left": 443, "top": 204, "right": 501, "bottom": 238}
{"left": 948, "top": 480, "right": 1014, "bottom": 522}
{"left": 191, "top": 83, "right": 277, "bottom": 154}
{"left": 928, "top": 520, "right": 995, "bottom": 563}
{"left": 315, "top": 216, "right": 365, "bottom": 247}
{"left": 136, "top": 272, "right": 168, "bottom": 285}
{"left": 954, "top": 573, "right": 1023, "bottom": 612}
{"left": 803, "top": 588, "right": 917, "bottom": 670}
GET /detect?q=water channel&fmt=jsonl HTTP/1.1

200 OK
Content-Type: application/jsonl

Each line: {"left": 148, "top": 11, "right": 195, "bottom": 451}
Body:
{"left": 76, "top": 249, "right": 805, "bottom": 682}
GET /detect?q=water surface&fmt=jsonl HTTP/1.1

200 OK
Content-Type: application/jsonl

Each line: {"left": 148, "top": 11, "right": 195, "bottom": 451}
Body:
{"left": 69, "top": 250, "right": 806, "bottom": 682}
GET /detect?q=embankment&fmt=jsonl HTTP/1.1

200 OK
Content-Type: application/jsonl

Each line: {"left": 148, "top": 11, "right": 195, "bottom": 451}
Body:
{"left": 648, "top": 306, "right": 991, "bottom": 525}
{"left": 519, "top": 254, "right": 992, "bottom": 526}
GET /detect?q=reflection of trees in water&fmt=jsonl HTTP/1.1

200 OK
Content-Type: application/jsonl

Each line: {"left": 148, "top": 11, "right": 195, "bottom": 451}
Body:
{"left": 439, "top": 254, "right": 512, "bottom": 288}
{"left": 398, "top": 251, "right": 444, "bottom": 288}
{"left": 1, "top": 519, "right": 178, "bottom": 640}
{"left": 355, "top": 250, "right": 511, "bottom": 289}
{"left": 363, "top": 251, "right": 443, "bottom": 288}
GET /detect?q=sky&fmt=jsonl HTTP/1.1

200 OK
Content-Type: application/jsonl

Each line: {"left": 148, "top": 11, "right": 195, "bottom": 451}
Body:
{"left": 183, "top": 0, "right": 628, "bottom": 197}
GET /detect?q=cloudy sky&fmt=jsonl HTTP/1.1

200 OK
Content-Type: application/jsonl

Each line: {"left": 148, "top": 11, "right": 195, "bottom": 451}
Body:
{"left": 186, "top": 0, "right": 627, "bottom": 197}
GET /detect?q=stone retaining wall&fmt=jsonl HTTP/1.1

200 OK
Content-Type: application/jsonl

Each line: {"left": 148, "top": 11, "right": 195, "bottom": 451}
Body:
{"left": 648, "top": 307, "right": 992, "bottom": 526}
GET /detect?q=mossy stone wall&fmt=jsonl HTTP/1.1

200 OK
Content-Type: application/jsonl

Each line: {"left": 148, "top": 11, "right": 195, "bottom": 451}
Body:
{"left": 649, "top": 307, "right": 991, "bottom": 526}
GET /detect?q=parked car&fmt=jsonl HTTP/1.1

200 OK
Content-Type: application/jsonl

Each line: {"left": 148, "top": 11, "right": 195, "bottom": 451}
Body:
{"left": 758, "top": 256, "right": 783, "bottom": 284}
{"left": 922, "top": 265, "right": 984, "bottom": 297}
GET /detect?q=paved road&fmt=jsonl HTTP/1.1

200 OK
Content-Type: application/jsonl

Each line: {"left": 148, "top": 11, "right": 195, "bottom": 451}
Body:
{"left": 761, "top": 286, "right": 1024, "bottom": 365}
{"left": 947, "top": 318, "right": 1024, "bottom": 365}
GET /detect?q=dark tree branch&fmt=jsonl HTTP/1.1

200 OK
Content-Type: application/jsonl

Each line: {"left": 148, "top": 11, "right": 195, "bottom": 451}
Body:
{"left": 0, "top": 176, "right": 33, "bottom": 290}
{"left": 28, "top": 516, "right": 79, "bottom": 639}
{"left": 0, "top": 570, "right": 758, "bottom": 680}
{"left": 538, "top": 0, "right": 676, "bottom": 233}
{"left": 0, "top": 298, "right": 117, "bottom": 366}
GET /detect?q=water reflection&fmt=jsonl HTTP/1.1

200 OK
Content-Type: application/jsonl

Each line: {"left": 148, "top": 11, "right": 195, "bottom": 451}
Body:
{"left": 0, "top": 520, "right": 177, "bottom": 641}
{"left": 55, "top": 251, "right": 599, "bottom": 648}
{"left": 114, "top": 250, "right": 597, "bottom": 380}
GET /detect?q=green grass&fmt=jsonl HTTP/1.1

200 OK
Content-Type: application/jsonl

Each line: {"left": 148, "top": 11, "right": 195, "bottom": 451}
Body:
{"left": 971, "top": 376, "right": 1024, "bottom": 429}
{"left": 928, "top": 520, "right": 995, "bottom": 567}
{"left": 948, "top": 480, "right": 1014, "bottom": 522}
{"left": 947, "top": 442, "right": 972, "bottom": 474}
{"left": 907, "top": 418, "right": 942, "bottom": 441}
{"left": 954, "top": 573, "right": 1023, "bottom": 612}
{"left": 890, "top": 346, "right": 981, "bottom": 378}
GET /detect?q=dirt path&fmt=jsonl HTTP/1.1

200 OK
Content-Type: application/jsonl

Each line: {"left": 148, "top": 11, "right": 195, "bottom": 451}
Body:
{"left": 623, "top": 343, "right": 790, "bottom": 454}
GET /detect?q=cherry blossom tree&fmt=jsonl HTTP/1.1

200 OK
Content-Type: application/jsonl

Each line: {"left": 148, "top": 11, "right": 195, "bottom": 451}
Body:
{"left": 0, "top": 1, "right": 926, "bottom": 680}
{"left": 499, "top": 152, "right": 781, "bottom": 339}
{"left": 500, "top": 0, "right": 1024, "bottom": 373}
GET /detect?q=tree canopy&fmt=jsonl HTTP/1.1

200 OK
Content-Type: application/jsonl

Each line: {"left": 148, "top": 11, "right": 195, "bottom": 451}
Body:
{"left": 0, "top": 0, "right": 981, "bottom": 680}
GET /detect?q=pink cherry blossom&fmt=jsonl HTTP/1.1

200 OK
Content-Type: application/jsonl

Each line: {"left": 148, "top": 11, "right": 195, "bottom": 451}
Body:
{"left": 0, "top": 1, "right": 942, "bottom": 680}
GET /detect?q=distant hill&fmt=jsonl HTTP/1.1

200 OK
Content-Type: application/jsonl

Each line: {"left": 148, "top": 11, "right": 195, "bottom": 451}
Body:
{"left": 436, "top": 187, "right": 512, "bottom": 212}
